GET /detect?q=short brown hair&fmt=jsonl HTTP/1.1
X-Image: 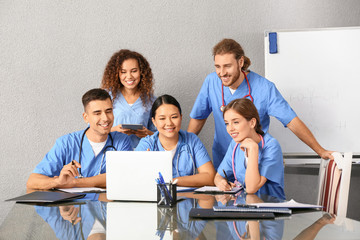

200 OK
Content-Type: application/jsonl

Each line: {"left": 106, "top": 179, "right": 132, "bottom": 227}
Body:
{"left": 213, "top": 39, "right": 251, "bottom": 71}
{"left": 82, "top": 88, "right": 111, "bottom": 110}
{"left": 223, "top": 98, "right": 264, "bottom": 136}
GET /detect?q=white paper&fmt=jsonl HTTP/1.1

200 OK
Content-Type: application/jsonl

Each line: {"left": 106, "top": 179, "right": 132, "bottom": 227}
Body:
{"left": 249, "top": 199, "right": 323, "bottom": 208}
{"left": 194, "top": 186, "right": 242, "bottom": 193}
{"left": 176, "top": 186, "right": 196, "bottom": 192}
{"left": 57, "top": 187, "right": 106, "bottom": 193}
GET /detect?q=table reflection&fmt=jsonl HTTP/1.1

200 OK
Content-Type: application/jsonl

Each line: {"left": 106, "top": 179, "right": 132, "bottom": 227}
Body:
{"left": 34, "top": 193, "right": 107, "bottom": 240}
{"left": 12, "top": 190, "right": 352, "bottom": 240}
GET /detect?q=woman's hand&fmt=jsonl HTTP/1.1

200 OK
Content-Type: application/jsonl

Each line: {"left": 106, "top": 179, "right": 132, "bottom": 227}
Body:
{"left": 214, "top": 173, "right": 236, "bottom": 191}
{"left": 133, "top": 127, "right": 153, "bottom": 138}
{"left": 239, "top": 137, "right": 258, "bottom": 153}
{"left": 111, "top": 124, "right": 134, "bottom": 135}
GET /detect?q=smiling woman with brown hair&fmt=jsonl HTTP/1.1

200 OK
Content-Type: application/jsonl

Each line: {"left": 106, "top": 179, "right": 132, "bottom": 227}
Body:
{"left": 101, "top": 49, "right": 156, "bottom": 149}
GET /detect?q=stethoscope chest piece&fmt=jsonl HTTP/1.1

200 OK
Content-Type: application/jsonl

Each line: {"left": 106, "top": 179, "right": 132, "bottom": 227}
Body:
{"left": 220, "top": 105, "right": 225, "bottom": 112}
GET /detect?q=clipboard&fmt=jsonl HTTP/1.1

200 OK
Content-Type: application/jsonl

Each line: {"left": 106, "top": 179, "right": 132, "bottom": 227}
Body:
{"left": 189, "top": 208, "right": 275, "bottom": 220}
{"left": 6, "top": 191, "right": 86, "bottom": 203}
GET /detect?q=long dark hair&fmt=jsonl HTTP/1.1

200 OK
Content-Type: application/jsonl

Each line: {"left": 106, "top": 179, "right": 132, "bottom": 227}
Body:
{"left": 151, "top": 94, "right": 182, "bottom": 118}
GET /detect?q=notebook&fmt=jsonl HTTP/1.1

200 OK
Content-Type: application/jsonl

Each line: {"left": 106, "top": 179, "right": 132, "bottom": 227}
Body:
{"left": 213, "top": 206, "right": 292, "bottom": 214}
{"left": 189, "top": 208, "right": 275, "bottom": 220}
{"left": 106, "top": 151, "right": 173, "bottom": 202}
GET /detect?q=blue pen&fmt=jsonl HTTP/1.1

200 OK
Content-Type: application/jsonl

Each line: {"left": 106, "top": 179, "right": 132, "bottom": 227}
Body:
{"left": 156, "top": 179, "right": 167, "bottom": 205}
{"left": 158, "top": 172, "right": 173, "bottom": 203}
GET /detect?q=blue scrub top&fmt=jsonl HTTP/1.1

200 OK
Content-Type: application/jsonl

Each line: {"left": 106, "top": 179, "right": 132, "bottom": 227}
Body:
{"left": 190, "top": 71, "right": 297, "bottom": 169}
{"left": 35, "top": 200, "right": 107, "bottom": 240}
{"left": 135, "top": 130, "right": 211, "bottom": 178}
{"left": 225, "top": 219, "right": 284, "bottom": 240}
{"left": 33, "top": 129, "right": 132, "bottom": 177}
{"left": 112, "top": 92, "right": 156, "bottom": 149}
{"left": 217, "top": 133, "right": 285, "bottom": 200}
{"left": 176, "top": 198, "right": 207, "bottom": 239}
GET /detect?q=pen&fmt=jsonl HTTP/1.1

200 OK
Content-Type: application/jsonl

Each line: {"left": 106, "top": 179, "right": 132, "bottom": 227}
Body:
{"left": 223, "top": 170, "right": 231, "bottom": 187}
{"left": 72, "top": 160, "right": 83, "bottom": 178}
{"left": 158, "top": 172, "right": 173, "bottom": 203}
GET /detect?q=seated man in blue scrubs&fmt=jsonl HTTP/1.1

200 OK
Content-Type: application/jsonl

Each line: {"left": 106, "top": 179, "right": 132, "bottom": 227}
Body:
{"left": 188, "top": 38, "right": 333, "bottom": 169}
{"left": 26, "top": 88, "right": 132, "bottom": 190}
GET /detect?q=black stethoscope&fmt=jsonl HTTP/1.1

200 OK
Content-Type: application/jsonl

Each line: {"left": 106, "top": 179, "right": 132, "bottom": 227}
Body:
{"left": 231, "top": 134, "right": 264, "bottom": 187}
{"left": 220, "top": 70, "right": 253, "bottom": 112}
{"left": 78, "top": 127, "right": 117, "bottom": 177}
{"left": 150, "top": 131, "right": 196, "bottom": 176}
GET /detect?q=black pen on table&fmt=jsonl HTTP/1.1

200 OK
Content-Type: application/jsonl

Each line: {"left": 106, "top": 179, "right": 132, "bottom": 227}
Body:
{"left": 223, "top": 170, "right": 232, "bottom": 188}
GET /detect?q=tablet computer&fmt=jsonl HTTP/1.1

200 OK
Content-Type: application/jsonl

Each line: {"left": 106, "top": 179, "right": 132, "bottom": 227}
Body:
{"left": 121, "top": 124, "right": 143, "bottom": 130}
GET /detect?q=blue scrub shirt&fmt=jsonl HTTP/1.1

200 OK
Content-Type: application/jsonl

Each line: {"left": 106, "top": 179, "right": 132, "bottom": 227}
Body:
{"left": 135, "top": 130, "right": 211, "bottom": 178}
{"left": 33, "top": 129, "right": 132, "bottom": 177}
{"left": 112, "top": 93, "right": 156, "bottom": 149}
{"left": 190, "top": 71, "right": 297, "bottom": 169}
{"left": 35, "top": 200, "right": 107, "bottom": 240}
{"left": 217, "top": 133, "right": 285, "bottom": 200}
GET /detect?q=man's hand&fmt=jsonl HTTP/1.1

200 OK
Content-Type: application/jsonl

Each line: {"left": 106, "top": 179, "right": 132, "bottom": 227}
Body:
{"left": 57, "top": 160, "right": 81, "bottom": 187}
{"left": 59, "top": 205, "right": 82, "bottom": 225}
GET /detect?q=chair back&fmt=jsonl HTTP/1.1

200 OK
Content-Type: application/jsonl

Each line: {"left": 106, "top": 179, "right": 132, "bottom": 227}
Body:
{"left": 317, "top": 152, "right": 352, "bottom": 217}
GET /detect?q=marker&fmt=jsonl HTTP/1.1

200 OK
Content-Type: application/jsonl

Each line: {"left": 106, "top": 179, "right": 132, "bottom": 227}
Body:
{"left": 223, "top": 170, "right": 231, "bottom": 187}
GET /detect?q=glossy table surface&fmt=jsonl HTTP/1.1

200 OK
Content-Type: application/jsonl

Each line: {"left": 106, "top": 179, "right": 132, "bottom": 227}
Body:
{"left": 1, "top": 191, "right": 360, "bottom": 240}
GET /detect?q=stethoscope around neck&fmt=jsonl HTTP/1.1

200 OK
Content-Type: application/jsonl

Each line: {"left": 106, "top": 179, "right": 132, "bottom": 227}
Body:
{"left": 231, "top": 134, "right": 264, "bottom": 185}
{"left": 78, "top": 127, "right": 117, "bottom": 177}
{"left": 151, "top": 131, "right": 196, "bottom": 177}
{"left": 220, "top": 70, "right": 253, "bottom": 112}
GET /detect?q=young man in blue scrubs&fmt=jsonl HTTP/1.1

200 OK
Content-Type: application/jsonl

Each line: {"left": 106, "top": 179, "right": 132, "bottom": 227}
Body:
{"left": 188, "top": 38, "right": 333, "bottom": 169}
{"left": 26, "top": 88, "right": 132, "bottom": 190}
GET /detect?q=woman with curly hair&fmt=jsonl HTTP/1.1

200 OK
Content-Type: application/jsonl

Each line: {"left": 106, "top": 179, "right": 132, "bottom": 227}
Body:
{"left": 101, "top": 49, "right": 156, "bottom": 148}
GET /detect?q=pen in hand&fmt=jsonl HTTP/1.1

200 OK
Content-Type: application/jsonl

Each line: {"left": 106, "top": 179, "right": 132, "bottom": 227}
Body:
{"left": 223, "top": 170, "right": 232, "bottom": 189}
{"left": 71, "top": 160, "right": 82, "bottom": 178}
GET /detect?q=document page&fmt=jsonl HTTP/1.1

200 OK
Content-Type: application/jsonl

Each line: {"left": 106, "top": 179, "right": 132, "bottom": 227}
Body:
{"left": 249, "top": 199, "right": 323, "bottom": 208}
{"left": 57, "top": 187, "right": 106, "bottom": 193}
{"left": 194, "top": 186, "right": 242, "bottom": 194}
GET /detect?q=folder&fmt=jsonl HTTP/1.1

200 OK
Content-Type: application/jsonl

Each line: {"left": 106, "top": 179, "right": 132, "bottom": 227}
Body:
{"left": 189, "top": 208, "right": 275, "bottom": 220}
{"left": 6, "top": 191, "right": 85, "bottom": 203}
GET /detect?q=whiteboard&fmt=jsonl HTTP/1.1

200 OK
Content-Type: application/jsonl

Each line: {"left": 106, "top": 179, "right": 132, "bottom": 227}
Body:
{"left": 264, "top": 27, "right": 360, "bottom": 153}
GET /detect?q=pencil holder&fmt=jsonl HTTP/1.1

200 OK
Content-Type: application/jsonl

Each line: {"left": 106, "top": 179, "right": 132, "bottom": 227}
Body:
{"left": 156, "top": 206, "right": 177, "bottom": 237}
{"left": 156, "top": 183, "right": 177, "bottom": 208}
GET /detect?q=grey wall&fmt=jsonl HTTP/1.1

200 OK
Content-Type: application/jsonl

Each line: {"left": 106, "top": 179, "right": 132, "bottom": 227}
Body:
{"left": 1, "top": 0, "right": 360, "bottom": 224}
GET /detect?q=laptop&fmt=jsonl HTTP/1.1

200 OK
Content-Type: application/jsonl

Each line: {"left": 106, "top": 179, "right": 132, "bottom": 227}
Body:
{"left": 106, "top": 151, "right": 173, "bottom": 202}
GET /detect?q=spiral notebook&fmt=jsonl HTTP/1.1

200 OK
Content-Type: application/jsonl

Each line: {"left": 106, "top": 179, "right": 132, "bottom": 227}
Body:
{"left": 213, "top": 206, "right": 292, "bottom": 214}
{"left": 189, "top": 208, "right": 275, "bottom": 219}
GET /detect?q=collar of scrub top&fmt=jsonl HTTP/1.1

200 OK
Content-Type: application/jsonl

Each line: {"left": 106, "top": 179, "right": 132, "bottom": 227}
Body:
{"left": 151, "top": 131, "right": 196, "bottom": 176}
{"left": 78, "top": 127, "right": 117, "bottom": 178}
{"left": 220, "top": 70, "right": 253, "bottom": 112}
{"left": 231, "top": 134, "right": 264, "bottom": 186}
